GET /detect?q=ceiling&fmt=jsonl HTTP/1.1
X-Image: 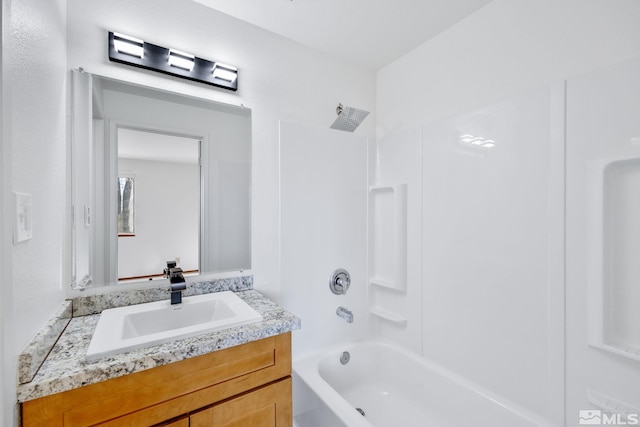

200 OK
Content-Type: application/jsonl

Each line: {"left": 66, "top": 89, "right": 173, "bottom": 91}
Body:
{"left": 118, "top": 128, "right": 200, "bottom": 165}
{"left": 192, "top": 0, "right": 492, "bottom": 70}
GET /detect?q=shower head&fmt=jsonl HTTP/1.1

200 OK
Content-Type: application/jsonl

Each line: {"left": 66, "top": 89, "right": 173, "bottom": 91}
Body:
{"left": 330, "top": 103, "right": 369, "bottom": 132}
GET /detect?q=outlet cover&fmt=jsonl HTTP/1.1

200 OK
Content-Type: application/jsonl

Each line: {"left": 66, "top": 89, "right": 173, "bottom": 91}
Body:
{"left": 13, "top": 192, "right": 33, "bottom": 243}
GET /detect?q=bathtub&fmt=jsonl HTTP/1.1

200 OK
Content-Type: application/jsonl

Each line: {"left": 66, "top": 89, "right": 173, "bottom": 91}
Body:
{"left": 293, "top": 341, "right": 553, "bottom": 427}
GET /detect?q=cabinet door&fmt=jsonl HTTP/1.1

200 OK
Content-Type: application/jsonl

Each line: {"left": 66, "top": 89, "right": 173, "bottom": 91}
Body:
{"left": 190, "top": 377, "right": 291, "bottom": 427}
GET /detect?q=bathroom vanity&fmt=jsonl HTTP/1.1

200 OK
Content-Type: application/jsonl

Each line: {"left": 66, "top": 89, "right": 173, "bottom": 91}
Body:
{"left": 22, "top": 333, "right": 291, "bottom": 426}
{"left": 17, "top": 281, "right": 300, "bottom": 427}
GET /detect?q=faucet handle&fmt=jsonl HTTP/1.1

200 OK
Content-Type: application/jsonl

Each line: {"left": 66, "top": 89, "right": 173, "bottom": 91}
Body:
{"left": 169, "top": 268, "right": 186, "bottom": 289}
{"left": 168, "top": 268, "right": 186, "bottom": 304}
{"left": 164, "top": 260, "right": 178, "bottom": 278}
{"left": 329, "top": 268, "right": 351, "bottom": 295}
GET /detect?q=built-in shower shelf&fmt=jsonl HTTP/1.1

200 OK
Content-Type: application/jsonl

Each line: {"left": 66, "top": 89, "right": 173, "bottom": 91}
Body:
{"left": 369, "top": 277, "right": 406, "bottom": 293}
{"left": 588, "top": 388, "right": 640, "bottom": 415}
{"left": 368, "top": 184, "right": 407, "bottom": 293}
{"left": 369, "top": 185, "right": 394, "bottom": 192}
{"left": 588, "top": 158, "right": 640, "bottom": 365}
{"left": 590, "top": 342, "right": 640, "bottom": 363}
{"left": 369, "top": 306, "right": 407, "bottom": 325}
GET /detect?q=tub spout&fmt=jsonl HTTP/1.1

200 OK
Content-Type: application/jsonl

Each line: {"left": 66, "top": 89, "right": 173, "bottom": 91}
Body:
{"left": 336, "top": 306, "right": 353, "bottom": 323}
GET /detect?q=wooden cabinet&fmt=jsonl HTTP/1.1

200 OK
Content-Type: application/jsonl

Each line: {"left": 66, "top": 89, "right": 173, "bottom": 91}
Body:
{"left": 21, "top": 333, "right": 292, "bottom": 427}
{"left": 190, "top": 379, "right": 291, "bottom": 427}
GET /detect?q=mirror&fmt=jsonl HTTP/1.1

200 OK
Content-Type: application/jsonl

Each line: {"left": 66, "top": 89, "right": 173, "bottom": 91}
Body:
{"left": 71, "top": 70, "right": 251, "bottom": 289}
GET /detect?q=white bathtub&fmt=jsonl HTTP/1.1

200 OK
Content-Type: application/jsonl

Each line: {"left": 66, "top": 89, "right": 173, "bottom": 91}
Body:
{"left": 293, "top": 341, "right": 553, "bottom": 427}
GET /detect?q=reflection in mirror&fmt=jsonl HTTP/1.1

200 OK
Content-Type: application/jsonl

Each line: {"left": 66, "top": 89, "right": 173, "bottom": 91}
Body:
{"left": 117, "top": 176, "right": 135, "bottom": 236}
{"left": 116, "top": 129, "right": 200, "bottom": 283}
{"left": 70, "top": 70, "right": 251, "bottom": 289}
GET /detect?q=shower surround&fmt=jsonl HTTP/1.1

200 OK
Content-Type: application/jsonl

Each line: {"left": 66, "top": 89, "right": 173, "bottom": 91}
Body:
{"left": 281, "top": 57, "right": 640, "bottom": 426}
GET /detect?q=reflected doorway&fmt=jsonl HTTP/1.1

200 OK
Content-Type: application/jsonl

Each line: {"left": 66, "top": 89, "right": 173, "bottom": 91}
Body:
{"left": 117, "top": 128, "right": 201, "bottom": 282}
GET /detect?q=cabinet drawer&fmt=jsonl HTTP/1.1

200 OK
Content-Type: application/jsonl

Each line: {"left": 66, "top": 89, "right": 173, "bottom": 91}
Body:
{"left": 190, "top": 378, "right": 292, "bottom": 427}
{"left": 22, "top": 333, "right": 291, "bottom": 427}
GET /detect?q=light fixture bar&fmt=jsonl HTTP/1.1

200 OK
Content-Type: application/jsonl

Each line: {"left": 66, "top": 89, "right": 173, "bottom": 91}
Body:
{"left": 108, "top": 31, "right": 238, "bottom": 91}
{"left": 113, "top": 32, "right": 144, "bottom": 58}
{"left": 212, "top": 63, "right": 238, "bottom": 83}
{"left": 169, "top": 49, "right": 196, "bottom": 71}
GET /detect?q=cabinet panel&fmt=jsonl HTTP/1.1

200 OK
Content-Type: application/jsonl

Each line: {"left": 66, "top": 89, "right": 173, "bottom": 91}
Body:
{"left": 66, "top": 341, "right": 276, "bottom": 425}
{"left": 190, "top": 378, "right": 292, "bottom": 427}
{"left": 22, "top": 333, "right": 291, "bottom": 427}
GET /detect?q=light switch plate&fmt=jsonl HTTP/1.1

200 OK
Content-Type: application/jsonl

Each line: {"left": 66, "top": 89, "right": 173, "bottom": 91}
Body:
{"left": 84, "top": 205, "right": 91, "bottom": 228}
{"left": 13, "top": 192, "right": 33, "bottom": 243}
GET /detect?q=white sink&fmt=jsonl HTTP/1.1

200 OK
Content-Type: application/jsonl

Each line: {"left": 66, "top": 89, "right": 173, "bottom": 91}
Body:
{"left": 86, "top": 291, "right": 263, "bottom": 360}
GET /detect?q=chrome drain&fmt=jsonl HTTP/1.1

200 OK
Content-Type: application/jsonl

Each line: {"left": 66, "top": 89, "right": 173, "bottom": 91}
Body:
{"left": 340, "top": 351, "right": 350, "bottom": 365}
{"left": 356, "top": 407, "right": 365, "bottom": 416}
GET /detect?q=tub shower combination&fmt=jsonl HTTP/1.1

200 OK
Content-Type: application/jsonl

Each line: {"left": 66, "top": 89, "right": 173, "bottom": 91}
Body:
{"left": 280, "top": 93, "right": 565, "bottom": 426}
{"left": 282, "top": 56, "right": 640, "bottom": 426}
{"left": 293, "top": 341, "right": 551, "bottom": 427}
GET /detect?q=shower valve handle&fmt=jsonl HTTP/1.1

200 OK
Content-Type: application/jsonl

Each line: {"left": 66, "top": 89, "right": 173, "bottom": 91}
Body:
{"left": 329, "top": 269, "right": 351, "bottom": 295}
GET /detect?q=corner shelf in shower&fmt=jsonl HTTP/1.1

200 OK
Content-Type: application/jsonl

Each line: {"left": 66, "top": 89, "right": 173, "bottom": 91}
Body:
{"left": 588, "top": 388, "right": 640, "bottom": 415}
{"left": 587, "top": 157, "right": 640, "bottom": 363}
{"left": 369, "top": 277, "right": 405, "bottom": 292}
{"left": 369, "top": 306, "right": 408, "bottom": 326}
{"left": 368, "top": 184, "right": 407, "bottom": 293}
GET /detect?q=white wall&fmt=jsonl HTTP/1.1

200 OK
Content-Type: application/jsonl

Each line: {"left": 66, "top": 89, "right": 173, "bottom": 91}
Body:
{"left": 2, "top": 0, "right": 68, "bottom": 425}
{"left": 279, "top": 122, "right": 368, "bottom": 358}
{"left": 372, "top": 85, "right": 565, "bottom": 424}
{"left": 566, "top": 57, "right": 640, "bottom": 426}
{"left": 374, "top": 1, "right": 640, "bottom": 424}
{"left": 377, "top": 0, "right": 640, "bottom": 138}
{"left": 1, "top": 3, "right": 7, "bottom": 425}
{"left": 66, "top": 0, "right": 376, "bottom": 301}
{"left": 421, "top": 85, "right": 565, "bottom": 421}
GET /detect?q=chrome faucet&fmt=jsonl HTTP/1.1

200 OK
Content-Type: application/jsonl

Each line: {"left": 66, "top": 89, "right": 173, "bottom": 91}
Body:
{"left": 169, "top": 267, "right": 186, "bottom": 305}
{"left": 336, "top": 306, "right": 353, "bottom": 323}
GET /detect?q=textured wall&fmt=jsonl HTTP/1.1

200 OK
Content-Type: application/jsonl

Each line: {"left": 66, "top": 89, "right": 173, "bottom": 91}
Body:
{"left": 2, "top": 0, "right": 68, "bottom": 425}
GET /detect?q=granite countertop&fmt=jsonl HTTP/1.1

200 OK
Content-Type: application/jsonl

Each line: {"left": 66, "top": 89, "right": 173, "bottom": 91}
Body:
{"left": 17, "top": 289, "right": 301, "bottom": 403}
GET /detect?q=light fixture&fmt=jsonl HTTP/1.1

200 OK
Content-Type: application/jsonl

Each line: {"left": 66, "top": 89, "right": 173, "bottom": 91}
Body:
{"left": 168, "top": 49, "right": 195, "bottom": 71}
{"left": 113, "top": 32, "right": 144, "bottom": 58}
{"left": 108, "top": 31, "right": 238, "bottom": 91}
{"left": 212, "top": 63, "right": 238, "bottom": 83}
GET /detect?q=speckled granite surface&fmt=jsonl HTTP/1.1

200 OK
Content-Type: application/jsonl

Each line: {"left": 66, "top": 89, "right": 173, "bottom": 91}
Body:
{"left": 17, "top": 290, "right": 300, "bottom": 403}
{"left": 72, "top": 275, "right": 254, "bottom": 317}
{"left": 16, "top": 277, "right": 254, "bottom": 385}
{"left": 18, "top": 301, "right": 72, "bottom": 385}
